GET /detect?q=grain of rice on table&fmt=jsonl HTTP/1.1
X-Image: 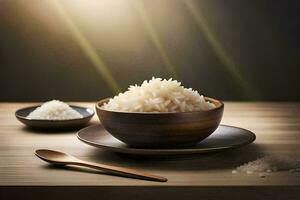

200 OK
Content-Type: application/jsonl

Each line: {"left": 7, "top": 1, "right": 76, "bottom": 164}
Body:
{"left": 102, "top": 77, "right": 216, "bottom": 112}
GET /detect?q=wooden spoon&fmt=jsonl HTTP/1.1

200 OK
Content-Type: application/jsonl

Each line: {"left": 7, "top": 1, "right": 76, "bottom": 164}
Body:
{"left": 35, "top": 149, "right": 167, "bottom": 182}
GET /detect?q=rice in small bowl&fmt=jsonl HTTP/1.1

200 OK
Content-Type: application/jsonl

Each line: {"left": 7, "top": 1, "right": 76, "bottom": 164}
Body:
{"left": 96, "top": 78, "right": 224, "bottom": 148}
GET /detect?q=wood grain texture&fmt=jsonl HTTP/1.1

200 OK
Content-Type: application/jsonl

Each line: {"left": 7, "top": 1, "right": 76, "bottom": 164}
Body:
{"left": 0, "top": 102, "right": 300, "bottom": 199}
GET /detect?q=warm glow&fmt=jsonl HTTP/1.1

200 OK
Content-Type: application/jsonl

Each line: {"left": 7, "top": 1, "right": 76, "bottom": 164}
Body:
{"left": 131, "top": 1, "right": 178, "bottom": 79}
{"left": 51, "top": 0, "right": 122, "bottom": 94}
{"left": 13, "top": 0, "right": 258, "bottom": 96}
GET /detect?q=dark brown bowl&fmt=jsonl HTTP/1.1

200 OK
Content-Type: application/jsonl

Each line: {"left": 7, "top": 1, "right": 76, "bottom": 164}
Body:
{"left": 96, "top": 97, "right": 224, "bottom": 148}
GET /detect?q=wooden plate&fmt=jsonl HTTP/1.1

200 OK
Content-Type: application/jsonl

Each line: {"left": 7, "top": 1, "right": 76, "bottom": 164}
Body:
{"left": 15, "top": 105, "right": 94, "bottom": 129}
{"left": 77, "top": 124, "right": 256, "bottom": 155}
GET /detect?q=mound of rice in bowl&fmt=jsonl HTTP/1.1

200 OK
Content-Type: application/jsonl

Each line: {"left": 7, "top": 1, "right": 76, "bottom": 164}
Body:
{"left": 27, "top": 100, "right": 83, "bottom": 120}
{"left": 102, "top": 77, "right": 216, "bottom": 112}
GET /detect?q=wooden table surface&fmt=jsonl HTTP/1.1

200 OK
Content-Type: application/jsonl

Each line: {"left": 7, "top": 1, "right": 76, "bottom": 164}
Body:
{"left": 1, "top": 102, "right": 300, "bottom": 200}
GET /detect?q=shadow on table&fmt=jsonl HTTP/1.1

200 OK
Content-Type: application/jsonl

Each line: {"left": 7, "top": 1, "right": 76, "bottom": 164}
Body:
{"left": 42, "top": 165, "right": 150, "bottom": 181}
{"left": 20, "top": 121, "right": 98, "bottom": 134}
{"left": 41, "top": 143, "right": 265, "bottom": 178}
{"left": 84, "top": 143, "right": 266, "bottom": 171}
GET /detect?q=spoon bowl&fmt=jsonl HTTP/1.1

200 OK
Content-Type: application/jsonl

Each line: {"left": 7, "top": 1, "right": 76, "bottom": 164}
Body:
{"left": 35, "top": 149, "right": 78, "bottom": 164}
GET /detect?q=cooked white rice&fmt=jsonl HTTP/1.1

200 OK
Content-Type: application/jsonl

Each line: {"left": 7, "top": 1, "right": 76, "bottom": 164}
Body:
{"left": 27, "top": 100, "right": 83, "bottom": 120}
{"left": 102, "top": 77, "right": 216, "bottom": 112}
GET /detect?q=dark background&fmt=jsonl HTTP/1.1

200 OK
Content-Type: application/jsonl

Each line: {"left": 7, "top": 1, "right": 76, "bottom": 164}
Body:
{"left": 1, "top": 0, "right": 299, "bottom": 102}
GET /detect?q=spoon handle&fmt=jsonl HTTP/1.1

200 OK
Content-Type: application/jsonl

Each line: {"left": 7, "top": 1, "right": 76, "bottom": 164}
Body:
{"left": 74, "top": 160, "right": 167, "bottom": 182}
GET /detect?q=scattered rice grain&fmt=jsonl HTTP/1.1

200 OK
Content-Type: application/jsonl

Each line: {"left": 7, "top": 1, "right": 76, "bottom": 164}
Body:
{"left": 234, "top": 155, "right": 300, "bottom": 174}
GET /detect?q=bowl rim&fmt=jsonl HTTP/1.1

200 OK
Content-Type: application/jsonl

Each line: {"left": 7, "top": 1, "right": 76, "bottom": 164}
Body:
{"left": 96, "top": 96, "right": 224, "bottom": 115}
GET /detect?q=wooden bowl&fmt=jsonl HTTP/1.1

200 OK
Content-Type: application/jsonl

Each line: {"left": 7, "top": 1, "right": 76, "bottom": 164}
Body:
{"left": 96, "top": 97, "right": 224, "bottom": 148}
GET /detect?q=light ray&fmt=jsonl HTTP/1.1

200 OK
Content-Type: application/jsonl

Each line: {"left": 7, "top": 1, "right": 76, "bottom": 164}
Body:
{"left": 131, "top": 0, "right": 178, "bottom": 79}
{"left": 51, "top": 0, "right": 121, "bottom": 94}
{"left": 184, "top": 0, "right": 258, "bottom": 99}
